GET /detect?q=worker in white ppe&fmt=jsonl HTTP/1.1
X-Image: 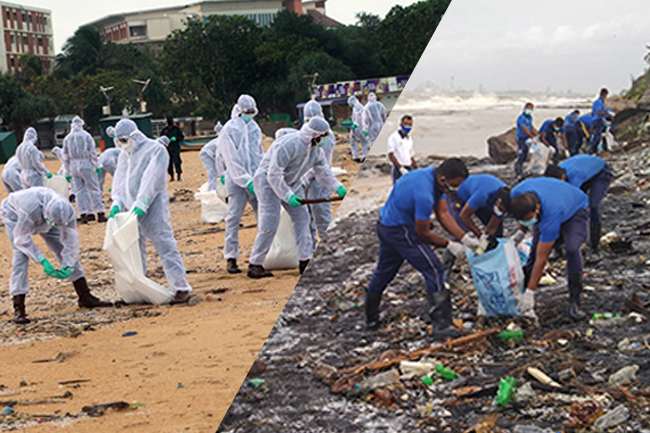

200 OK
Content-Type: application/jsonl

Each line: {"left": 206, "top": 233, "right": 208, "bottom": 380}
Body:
{"left": 51, "top": 146, "right": 68, "bottom": 176}
{"left": 300, "top": 100, "right": 336, "bottom": 249}
{"left": 362, "top": 92, "right": 387, "bottom": 148}
{"left": 109, "top": 119, "right": 192, "bottom": 305}
{"left": 199, "top": 122, "right": 224, "bottom": 192}
{"left": 1, "top": 187, "right": 112, "bottom": 324}
{"left": 62, "top": 116, "right": 105, "bottom": 223}
{"left": 2, "top": 157, "right": 23, "bottom": 194}
{"left": 97, "top": 126, "right": 121, "bottom": 193}
{"left": 218, "top": 95, "right": 264, "bottom": 274}
{"left": 248, "top": 117, "right": 348, "bottom": 279}
{"left": 16, "top": 127, "right": 52, "bottom": 188}
{"left": 347, "top": 95, "right": 368, "bottom": 163}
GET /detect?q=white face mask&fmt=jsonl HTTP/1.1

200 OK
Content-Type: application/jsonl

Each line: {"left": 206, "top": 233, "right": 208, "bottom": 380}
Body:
{"left": 117, "top": 133, "right": 135, "bottom": 153}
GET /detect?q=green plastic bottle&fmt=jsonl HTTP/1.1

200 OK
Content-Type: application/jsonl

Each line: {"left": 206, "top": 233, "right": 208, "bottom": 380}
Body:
{"left": 496, "top": 376, "right": 516, "bottom": 407}
{"left": 435, "top": 363, "right": 458, "bottom": 380}
{"left": 498, "top": 330, "right": 524, "bottom": 340}
{"left": 421, "top": 376, "right": 433, "bottom": 386}
{"left": 592, "top": 313, "right": 620, "bottom": 321}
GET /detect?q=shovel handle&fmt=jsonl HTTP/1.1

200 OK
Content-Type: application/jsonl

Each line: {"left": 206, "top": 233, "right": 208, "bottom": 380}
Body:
{"left": 299, "top": 196, "right": 345, "bottom": 205}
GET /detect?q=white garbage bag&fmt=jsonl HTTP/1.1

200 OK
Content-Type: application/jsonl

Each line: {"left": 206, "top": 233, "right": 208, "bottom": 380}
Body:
{"left": 43, "top": 175, "right": 70, "bottom": 199}
{"left": 103, "top": 213, "right": 174, "bottom": 305}
{"left": 263, "top": 208, "right": 299, "bottom": 270}
{"left": 331, "top": 167, "right": 348, "bottom": 177}
{"left": 525, "top": 138, "right": 551, "bottom": 176}
{"left": 194, "top": 189, "right": 228, "bottom": 224}
{"left": 199, "top": 181, "right": 227, "bottom": 200}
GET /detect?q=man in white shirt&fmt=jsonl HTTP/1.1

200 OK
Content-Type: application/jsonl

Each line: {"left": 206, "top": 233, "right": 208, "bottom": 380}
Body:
{"left": 387, "top": 114, "right": 417, "bottom": 184}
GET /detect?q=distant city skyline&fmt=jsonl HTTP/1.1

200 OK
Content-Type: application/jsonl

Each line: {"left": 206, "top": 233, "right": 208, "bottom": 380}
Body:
{"left": 405, "top": 0, "right": 650, "bottom": 95}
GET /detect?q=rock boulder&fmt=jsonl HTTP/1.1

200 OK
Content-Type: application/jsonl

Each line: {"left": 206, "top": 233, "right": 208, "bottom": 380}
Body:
{"left": 487, "top": 128, "right": 517, "bottom": 164}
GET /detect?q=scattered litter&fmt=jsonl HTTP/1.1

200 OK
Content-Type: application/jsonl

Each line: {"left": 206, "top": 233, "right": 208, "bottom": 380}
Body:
{"left": 121, "top": 332, "right": 138, "bottom": 337}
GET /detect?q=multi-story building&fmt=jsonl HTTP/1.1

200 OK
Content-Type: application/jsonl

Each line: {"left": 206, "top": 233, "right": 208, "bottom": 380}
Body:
{"left": 87, "top": 0, "right": 341, "bottom": 46}
{"left": 0, "top": 1, "right": 54, "bottom": 73}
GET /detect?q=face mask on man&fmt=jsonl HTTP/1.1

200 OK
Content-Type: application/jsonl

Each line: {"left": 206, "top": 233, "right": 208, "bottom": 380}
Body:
{"left": 493, "top": 205, "right": 505, "bottom": 218}
{"left": 518, "top": 216, "right": 538, "bottom": 227}
{"left": 401, "top": 125, "right": 412, "bottom": 135}
{"left": 117, "top": 136, "right": 134, "bottom": 153}
{"left": 524, "top": 109, "right": 533, "bottom": 116}
{"left": 242, "top": 114, "right": 255, "bottom": 124}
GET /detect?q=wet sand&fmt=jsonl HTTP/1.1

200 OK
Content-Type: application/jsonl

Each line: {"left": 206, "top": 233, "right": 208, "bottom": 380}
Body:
{"left": 0, "top": 137, "right": 357, "bottom": 432}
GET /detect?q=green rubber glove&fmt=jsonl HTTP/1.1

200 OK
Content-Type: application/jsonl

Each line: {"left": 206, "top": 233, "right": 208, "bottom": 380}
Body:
{"left": 108, "top": 205, "right": 121, "bottom": 219}
{"left": 132, "top": 206, "right": 146, "bottom": 218}
{"left": 337, "top": 186, "right": 348, "bottom": 198}
{"left": 65, "top": 176, "right": 72, "bottom": 183}
{"left": 288, "top": 195, "right": 303, "bottom": 208}
{"left": 362, "top": 131, "right": 368, "bottom": 138}
{"left": 96, "top": 167, "right": 102, "bottom": 177}
{"left": 57, "top": 267, "right": 73, "bottom": 280}
{"left": 247, "top": 182, "right": 255, "bottom": 196}
{"left": 41, "top": 258, "right": 58, "bottom": 278}
{"left": 170, "top": 136, "right": 177, "bottom": 142}
{"left": 46, "top": 172, "right": 53, "bottom": 179}
{"left": 351, "top": 124, "right": 358, "bottom": 131}
{"left": 220, "top": 176, "right": 226, "bottom": 185}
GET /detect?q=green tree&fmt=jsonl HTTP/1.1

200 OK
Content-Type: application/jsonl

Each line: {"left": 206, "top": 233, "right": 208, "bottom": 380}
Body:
{"left": 0, "top": 73, "right": 55, "bottom": 135}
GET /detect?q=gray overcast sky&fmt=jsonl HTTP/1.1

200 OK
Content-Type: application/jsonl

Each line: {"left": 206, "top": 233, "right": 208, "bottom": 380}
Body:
{"left": 407, "top": 0, "right": 650, "bottom": 95}
{"left": 14, "top": 0, "right": 416, "bottom": 54}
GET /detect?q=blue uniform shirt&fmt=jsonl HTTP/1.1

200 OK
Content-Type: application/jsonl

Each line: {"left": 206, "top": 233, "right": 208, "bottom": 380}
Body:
{"left": 539, "top": 120, "right": 565, "bottom": 144}
{"left": 559, "top": 155, "right": 607, "bottom": 188}
{"left": 579, "top": 114, "right": 594, "bottom": 130}
{"left": 380, "top": 167, "right": 444, "bottom": 227}
{"left": 516, "top": 113, "right": 533, "bottom": 139}
{"left": 565, "top": 114, "right": 578, "bottom": 127}
{"left": 457, "top": 174, "right": 506, "bottom": 211}
{"left": 592, "top": 97, "right": 606, "bottom": 119}
{"left": 511, "top": 178, "right": 588, "bottom": 243}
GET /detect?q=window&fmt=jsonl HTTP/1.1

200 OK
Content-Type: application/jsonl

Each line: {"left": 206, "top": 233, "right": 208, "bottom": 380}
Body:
{"left": 5, "top": 10, "right": 10, "bottom": 21}
{"left": 28, "top": 14, "right": 32, "bottom": 23}
{"left": 129, "top": 25, "right": 147, "bottom": 38}
{"left": 10, "top": 34, "right": 14, "bottom": 44}
{"left": 22, "top": 35, "right": 28, "bottom": 45}
{"left": 21, "top": 12, "right": 26, "bottom": 22}
{"left": 38, "top": 37, "right": 43, "bottom": 47}
{"left": 13, "top": 11, "right": 17, "bottom": 22}
{"left": 10, "top": 58, "right": 15, "bottom": 67}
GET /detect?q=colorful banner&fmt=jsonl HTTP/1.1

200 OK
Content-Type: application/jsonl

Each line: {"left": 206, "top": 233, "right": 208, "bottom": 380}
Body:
{"left": 312, "top": 76, "right": 410, "bottom": 100}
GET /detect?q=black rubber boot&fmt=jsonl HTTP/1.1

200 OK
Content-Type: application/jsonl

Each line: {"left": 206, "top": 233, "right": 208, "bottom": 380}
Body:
{"left": 97, "top": 213, "right": 107, "bottom": 223}
{"left": 177, "top": 174, "right": 182, "bottom": 182}
{"left": 568, "top": 272, "right": 587, "bottom": 321}
{"left": 13, "top": 294, "right": 30, "bottom": 324}
{"left": 170, "top": 291, "right": 191, "bottom": 305}
{"left": 299, "top": 260, "right": 310, "bottom": 275}
{"left": 248, "top": 264, "right": 273, "bottom": 279}
{"left": 73, "top": 277, "right": 113, "bottom": 308}
{"left": 515, "top": 162, "right": 523, "bottom": 177}
{"left": 227, "top": 259, "right": 242, "bottom": 274}
{"left": 365, "top": 291, "right": 382, "bottom": 331}
{"left": 78, "top": 214, "right": 89, "bottom": 225}
{"left": 590, "top": 222, "right": 602, "bottom": 254}
{"left": 427, "top": 291, "right": 460, "bottom": 339}
{"left": 87, "top": 214, "right": 96, "bottom": 222}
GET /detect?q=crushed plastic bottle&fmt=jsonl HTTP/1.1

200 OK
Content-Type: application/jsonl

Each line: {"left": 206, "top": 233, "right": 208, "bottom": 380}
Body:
{"left": 608, "top": 365, "right": 639, "bottom": 387}
{"left": 513, "top": 425, "right": 552, "bottom": 433}
{"left": 594, "top": 405, "right": 629, "bottom": 430}
{"left": 421, "top": 376, "right": 433, "bottom": 386}
{"left": 496, "top": 376, "right": 516, "bottom": 406}
{"left": 435, "top": 363, "right": 458, "bottom": 381}
{"left": 592, "top": 313, "right": 620, "bottom": 321}
{"left": 498, "top": 330, "right": 524, "bottom": 340}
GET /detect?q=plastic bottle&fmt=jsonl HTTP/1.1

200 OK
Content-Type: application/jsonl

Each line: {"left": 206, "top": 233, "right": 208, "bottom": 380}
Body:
{"left": 421, "top": 376, "right": 433, "bottom": 386}
{"left": 498, "top": 330, "right": 524, "bottom": 340}
{"left": 513, "top": 426, "right": 551, "bottom": 433}
{"left": 434, "top": 364, "right": 458, "bottom": 380}
{"left": 496, "top": 376, "right": 516, "bottom": 406}
{"left": 592, "top": 312, "right": 620, "bottom": 321}
{"left": 608, "top": 365, "right": 639, "bottom": 387}
{"left": 594, "top": 405, "right": 629, "bottom": 430}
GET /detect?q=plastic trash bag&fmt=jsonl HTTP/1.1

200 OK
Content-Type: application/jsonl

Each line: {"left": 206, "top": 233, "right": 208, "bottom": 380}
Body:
{"left": 263, "top": 208, "right": 299, "bottom": 270}
{"left": 103, "top": 212, "right": 174, "bottom": 305}
{"left": 525, "top": 138, "right": 551, "bottom": 176}
{"left": 466, "top": 238, "right": 525, "bottom": 317}
{"left": 331, "top": 167, "right": 348, "bottom": 177}
{"left": 44, "top": 175, "right": 70, "bottom": 199}
{"left": 195, "top": 187, "right": 228, "bottom": 224}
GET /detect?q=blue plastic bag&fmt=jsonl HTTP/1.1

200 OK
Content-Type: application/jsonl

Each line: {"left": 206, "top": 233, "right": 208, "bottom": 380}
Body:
{"left": 466, "top": 239, "right": 525, "bottom": 317}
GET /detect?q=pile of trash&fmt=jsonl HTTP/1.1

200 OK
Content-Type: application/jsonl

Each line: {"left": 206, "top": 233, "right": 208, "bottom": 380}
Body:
{"left": 219, "top": 145, "right": 650, "bottom": 432}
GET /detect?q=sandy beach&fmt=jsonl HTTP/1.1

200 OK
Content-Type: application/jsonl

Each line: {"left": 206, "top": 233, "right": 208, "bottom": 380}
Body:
{"left": 0, "top": 136, "right": 357, "bottom": 432}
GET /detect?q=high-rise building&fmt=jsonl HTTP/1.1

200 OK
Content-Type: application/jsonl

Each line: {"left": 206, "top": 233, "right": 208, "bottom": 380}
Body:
{"left": 87, "top": 0, "right": 341, "bottom": 46}
{"left": 1, "top": 1, "right": 54, "bottom": 73}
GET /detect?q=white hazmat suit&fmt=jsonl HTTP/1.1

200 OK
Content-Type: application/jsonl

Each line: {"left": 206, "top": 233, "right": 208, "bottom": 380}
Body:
{"left": 301, "top": 101, "right": 336, "bottom": 248}
{"left": 249, "top": 117, "right": 344, "bottom": 269}
{"left": 348, "top": 96, "right": 368, "bottom": 160}
{"left": 218, "top": 95, "right": 264, "bottom": 262}
{"left": 199, "top": 122, "right": 224, "bottom": 192}
{"left": 362, "top": 92, "right": 387, "bottom": 148}
{"left": 16, "top": 128, "right": 49, "bottom": 188}
{"left": 62, "top": 116, "right": 104, "bottom": 217}
{"left": 111, "top": 119, "right": 192, "bottom": 295}
{"left": 2, "top": 157, "right": 23, "bottom": 194}
{"left": 98, "top": 148, "right": 121, "bottom": 193}
{"left": 1, "top": 187, "right": 84, "bottom": 296}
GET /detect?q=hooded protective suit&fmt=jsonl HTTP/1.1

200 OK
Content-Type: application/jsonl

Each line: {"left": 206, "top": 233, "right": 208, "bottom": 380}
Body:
{"left": 249, "top": 117, "right": 344, "bottom": 266}
{"left": 16, "top": 128, "right": 48, "bottom": 188}
{"left": 199, "top": 122, "right": 224, "bottom": 192}
{"left": 301, "top": 101, "right": 336, "bottom": 248}
{"left": 98, "top": 148, "right": 121, "bottom": 193}
{"left": 2, "top": 157, "right": 23, "bottom": 194}
{"left": 111, "top": 119, "right": 192, "bottom": 293}
{"left": 347, "top": 96, "right": 368, "bottom": 160}
{"left": 218, "top": 95, "right": 264, "bottom": 260}
{"left": 62, "top": 116, "right": 104, "bottom": 215}
{"left": 1, "top": 187, "right": 84, "bottom": 295}
{"left": 51, "top": 146, "right": 67, "bottom": 175}
{"left": 362, "top": 92, "right": 387, "bottom": 148}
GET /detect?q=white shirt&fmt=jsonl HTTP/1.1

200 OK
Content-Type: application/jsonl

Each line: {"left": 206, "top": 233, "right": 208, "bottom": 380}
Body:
{"left": 387, "top": 130, "right": 415, "bottom": 166}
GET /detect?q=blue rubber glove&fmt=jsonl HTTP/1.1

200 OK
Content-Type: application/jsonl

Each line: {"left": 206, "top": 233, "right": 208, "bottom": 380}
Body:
{"left": 41, "top": 258, "right": 58, "bottom": 278}
{"left": 108, "top": 205, "right": 121, "bottom": 219}
{"left": 132, "top": 207, "right": 146, "bottom": 218}
{"left": 57, "top": 267, "right": 73, "bottom": 280}
{"left": 96, "top": 167, "right": 102, "bottom": 177}
{"left": 337, "top": 186, "right": 348, "bottom": 198}
{"left": 46, "top": 172, "right": 53, "bottom": 179}
{"left": 247, "top": 182, "right": 255, "bottom": 196}
{"left": 220, "top": 176, "right": 226, "bottom": 185}
{"left": 288, "top": 195, "right": 303, "bottom": 208}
